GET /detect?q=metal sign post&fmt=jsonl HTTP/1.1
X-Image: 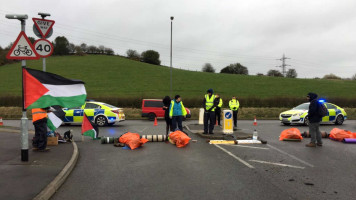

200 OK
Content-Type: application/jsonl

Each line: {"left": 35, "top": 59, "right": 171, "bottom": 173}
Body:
{"left": 5, "top": 14, "right": 31, "bottom": 161}
{"left": 33, "top": 12, "right": 54, "bottom": 72}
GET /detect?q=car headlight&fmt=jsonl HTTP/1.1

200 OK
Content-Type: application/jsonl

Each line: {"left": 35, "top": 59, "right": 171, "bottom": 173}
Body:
{"left": 292, "top": 113, "right": 301, "bottom": 117}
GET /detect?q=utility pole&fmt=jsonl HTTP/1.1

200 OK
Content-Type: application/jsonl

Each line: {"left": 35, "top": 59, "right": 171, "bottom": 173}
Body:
{"left": 170, "top": 16, "right": 174, "bottom": 98}
{"left": 276, "top": 54, "right": 290, "bottom": 76}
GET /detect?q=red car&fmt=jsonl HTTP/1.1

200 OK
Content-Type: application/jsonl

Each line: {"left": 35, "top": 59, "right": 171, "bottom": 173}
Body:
{"left": 141, "top": 99, "right": 191, "bottom": 121}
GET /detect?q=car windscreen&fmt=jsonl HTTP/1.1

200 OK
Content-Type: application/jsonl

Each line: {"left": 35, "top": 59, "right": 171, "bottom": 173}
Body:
{"left": 144, "top": 101, "right": 164, "bottom": 108}
{"left": 292, "top": 103, "right": 309, "bottom": 110}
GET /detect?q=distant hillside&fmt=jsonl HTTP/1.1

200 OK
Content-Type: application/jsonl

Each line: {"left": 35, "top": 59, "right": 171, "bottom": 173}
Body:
{"left": 1, "top": 55, "right": 355, "bottom": 100}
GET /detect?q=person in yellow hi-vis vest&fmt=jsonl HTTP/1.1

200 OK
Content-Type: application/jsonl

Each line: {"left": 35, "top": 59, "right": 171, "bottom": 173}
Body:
{"left": 229, "top": 96, "right": 240, "bottom": 128}
{"left": 203, "top": 89, "right": 219, "bottom": 134}
{"left": 215, "top": 94, "right": 223, "bottom": 126}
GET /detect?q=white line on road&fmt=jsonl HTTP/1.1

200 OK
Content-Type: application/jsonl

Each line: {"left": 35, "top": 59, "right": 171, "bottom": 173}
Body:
{"left": 249, "top": 160, "right": 305, "bottom": 169}
{"left": 214, "top": 144, "right": 255, "bottom": 169}
{"left": 267, "top": 144, "right": 314, "bottom": 168}
{"left": 230, "top": 145, "right": 269, "bottom": 150}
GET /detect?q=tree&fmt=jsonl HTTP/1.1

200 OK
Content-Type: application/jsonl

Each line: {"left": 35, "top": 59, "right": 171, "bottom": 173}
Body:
{"left": 220, "top": 63, "right": 248, "bottom": 75}
{"left": 352, "top": 73, "right": 356, "bottom": 80}
{"left": 323, "top": 73, "right": 341, "bottom": 80}
{"left": 74, "top": 45, "right": 84, "bottom": 56}
{"left": 104, "top": 47, "right": 114, "bottom": 55}
{"left": 286, "top": 69, "right": 297, "bottom": 78}
{"left": 256, "top": 73, "right": 264, "bottom": 76}
{"left": 68, "top": 43, "right": 75, "bottom": 54}
{"left": 28, "top": 37, "right": 36, "bottom": 44}
{"left": 87, "top": 45, "right": 98, "bottom": 54}
{"left": 126, "top": 49, "right": 140, "bottom": 60}
{"left": 80, "top": 43, "right": 87, "bottom": 53}
{"left": 202, "top": 63, "right": 215, "bottom": 73}
{"left": 267, "top": 69, "right": 283, "bottom": 77}
{"left": 141, "top": 50, "right": 161, "bottom": 65}
{"left": 98, "top": 45, "right": 105, "bottom": 54}
{"left": 53, "top": 36, "right": 70, "bottom": 55}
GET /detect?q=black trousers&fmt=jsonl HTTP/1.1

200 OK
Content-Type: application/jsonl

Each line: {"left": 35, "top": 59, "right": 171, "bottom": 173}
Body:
{"left": 204, "top": 111, "right": 215, "bottom": 134}
{"left": 33, "top": 118, "right": 48, "bottom": 150}
{"left": 172, "top": 116, "right": 183, "bottom": 131}
{"left": 165, "top": 117, "right": 173, "bottom": 135}
{"left": 233, "top": 110, "right": 238, "bottom": 127}
{"left": 215, "top": 108, "right": 221, "bottom": 125}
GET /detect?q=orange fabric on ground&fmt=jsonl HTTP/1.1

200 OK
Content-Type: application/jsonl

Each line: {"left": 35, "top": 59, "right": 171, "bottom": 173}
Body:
{"left": 329, "top": 128, "right": 356, "bottom": 141}
{"left": 279, "top": 128, "right": 303, "bottom": 141}
{"left": 119, "top": 132, "right": 149, "bottom": 150}
{"left": 169, "top": 130, "right": 191, "bottom": 148}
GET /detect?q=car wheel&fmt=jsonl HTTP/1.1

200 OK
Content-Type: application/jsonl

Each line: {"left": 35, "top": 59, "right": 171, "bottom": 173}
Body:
{"left": 95, "top": 115, "right": 108, "bottom": 127}
{"left": 304, "top": 116, "right": 309, "bottom": 126}
{"left": 335, "top": 115, "right": 344, "bottom": 125}
{"left": 282, "top": 122, "right": 290, "bottom": 126}
{"left": 148, "top": 113, "right": 156, "bottom": 121}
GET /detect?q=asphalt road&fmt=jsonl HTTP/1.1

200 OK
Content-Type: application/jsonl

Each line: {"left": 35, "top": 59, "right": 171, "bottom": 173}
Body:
{"left": 5, "top": 119, "right": 356, "bottom": 200}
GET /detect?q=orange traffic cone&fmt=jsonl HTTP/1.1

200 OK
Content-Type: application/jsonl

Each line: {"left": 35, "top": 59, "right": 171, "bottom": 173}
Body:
{"left": 154, "top": 117, "right": 158, "bottom": 126}
{"left": 253, "top": 116, "right": 257, "bottom": 126}
{"left": 215, "top": 119, "right": 218, "bottom": 126}
{"left": 0, "top": 117, "right": 3, "bottom": 126}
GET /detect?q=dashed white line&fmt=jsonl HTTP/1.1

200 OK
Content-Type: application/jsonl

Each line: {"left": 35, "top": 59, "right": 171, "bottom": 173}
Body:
{"left": 214, "top": 144, "right": 255, "bottom": 169}
{"left": 249, "top": 160, "right": 305, "bottom": 169}
{"left": 267, "top": 144, "right": 314, "bottom": 168}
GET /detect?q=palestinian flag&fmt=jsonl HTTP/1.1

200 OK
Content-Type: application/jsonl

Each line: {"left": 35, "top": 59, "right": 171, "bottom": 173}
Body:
{"left": 47, "top": 106, "right": 66, "bottom": 131}
{"left": 81, "top": 113, "right": 99, "bottom": 139}
{"left": 23, "top": 68, "right": 86, "bottom": 109}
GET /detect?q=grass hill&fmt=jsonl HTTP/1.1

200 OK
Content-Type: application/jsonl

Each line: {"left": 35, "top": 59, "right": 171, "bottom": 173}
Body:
{"left": 1, "top": 55, "right": 356, "bottom": 107}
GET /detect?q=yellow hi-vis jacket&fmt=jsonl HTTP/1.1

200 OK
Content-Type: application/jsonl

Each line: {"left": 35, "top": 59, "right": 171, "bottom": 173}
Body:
{"left": 229, "top": 99, "right": 240, "bottom": 111}
{"left": 217, "top": 98, "right": 223, "bottom": 108}
{"left": 205, "top": 94, "right": 216, "bottom": 111}
{"left": 169, "top": 100, "right": 187, "bottom": 117}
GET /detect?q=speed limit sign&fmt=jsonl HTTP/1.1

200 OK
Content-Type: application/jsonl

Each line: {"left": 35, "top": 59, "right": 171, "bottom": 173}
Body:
{"left": 34, "top": 39, "right": 53, "bottom": 58}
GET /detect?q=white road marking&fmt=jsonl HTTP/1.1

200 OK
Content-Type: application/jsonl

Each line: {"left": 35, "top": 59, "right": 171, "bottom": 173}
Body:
{"left": 249, "top": 160, "right": 305, "bottom": 169}
{"left": 267, "top": 144, "right": 314, "bottom": 168}
{"left": 230, "top": 145, "right": 269, "bottom": 150}
{"left": 214, "top": 144, "right": 255, "bottom": 169}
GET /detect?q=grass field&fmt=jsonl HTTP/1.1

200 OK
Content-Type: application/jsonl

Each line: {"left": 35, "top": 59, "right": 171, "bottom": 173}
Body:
{"left": 1, "top": 55, "right": 356, "bottom": 103}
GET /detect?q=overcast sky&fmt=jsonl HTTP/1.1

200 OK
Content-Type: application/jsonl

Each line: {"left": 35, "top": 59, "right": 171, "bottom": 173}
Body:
{"left": 1, "top": 0, "right": 355, "bottom": 78}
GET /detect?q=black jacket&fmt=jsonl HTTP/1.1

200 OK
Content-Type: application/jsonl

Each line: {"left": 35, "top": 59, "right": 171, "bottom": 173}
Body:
{"left": 162, "top": 96, "right": 171, "bottom": 118}
{"left": 308, "top": 93, "right": 321, "bottom": 123}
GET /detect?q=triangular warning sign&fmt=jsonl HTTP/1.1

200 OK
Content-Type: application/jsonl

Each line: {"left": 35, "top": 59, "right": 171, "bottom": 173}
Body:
{"left": 6, "top": 31, "right": 40, "bottom": 60}
{"left": 32, "top": 18, "right": 55, "bottom": 38}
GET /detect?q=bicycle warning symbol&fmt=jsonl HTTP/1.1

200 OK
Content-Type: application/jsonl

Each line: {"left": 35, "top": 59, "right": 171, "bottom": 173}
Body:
{"left": 6, "top": 31, "right": 40, "bottom": 60}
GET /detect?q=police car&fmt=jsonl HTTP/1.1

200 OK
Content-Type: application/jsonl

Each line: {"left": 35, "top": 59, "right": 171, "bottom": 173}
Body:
{"left": 279, "top": 101, "right": 347, "bottom": 126}
{"left": 63, "top": 101, "right": 125, "bottom": 126}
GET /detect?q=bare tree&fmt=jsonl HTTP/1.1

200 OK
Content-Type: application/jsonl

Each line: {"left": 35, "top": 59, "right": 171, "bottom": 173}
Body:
{"left": 202, "top": 63, "right": 215, "bottom": 73}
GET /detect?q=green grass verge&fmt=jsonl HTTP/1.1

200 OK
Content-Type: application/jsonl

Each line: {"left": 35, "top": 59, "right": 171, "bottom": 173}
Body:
{"left": 1, "top": 55, "right": 356, "bottom": 100}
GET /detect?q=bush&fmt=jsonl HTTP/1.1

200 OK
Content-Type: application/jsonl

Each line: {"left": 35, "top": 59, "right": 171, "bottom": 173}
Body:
{"left": 220, "top": 63, "right": 248, "bottom": 75}
{"left": 141, "top": 50, "right": 161, "bottom": 65}
{"left": 267, "top": 69, "right": 283, "bottom": 77}
{"left": 323, "top": 73, "right": 341, "bottom": 80}
{"left": 286, "top": 69, "right": 297, "bottom": 78}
